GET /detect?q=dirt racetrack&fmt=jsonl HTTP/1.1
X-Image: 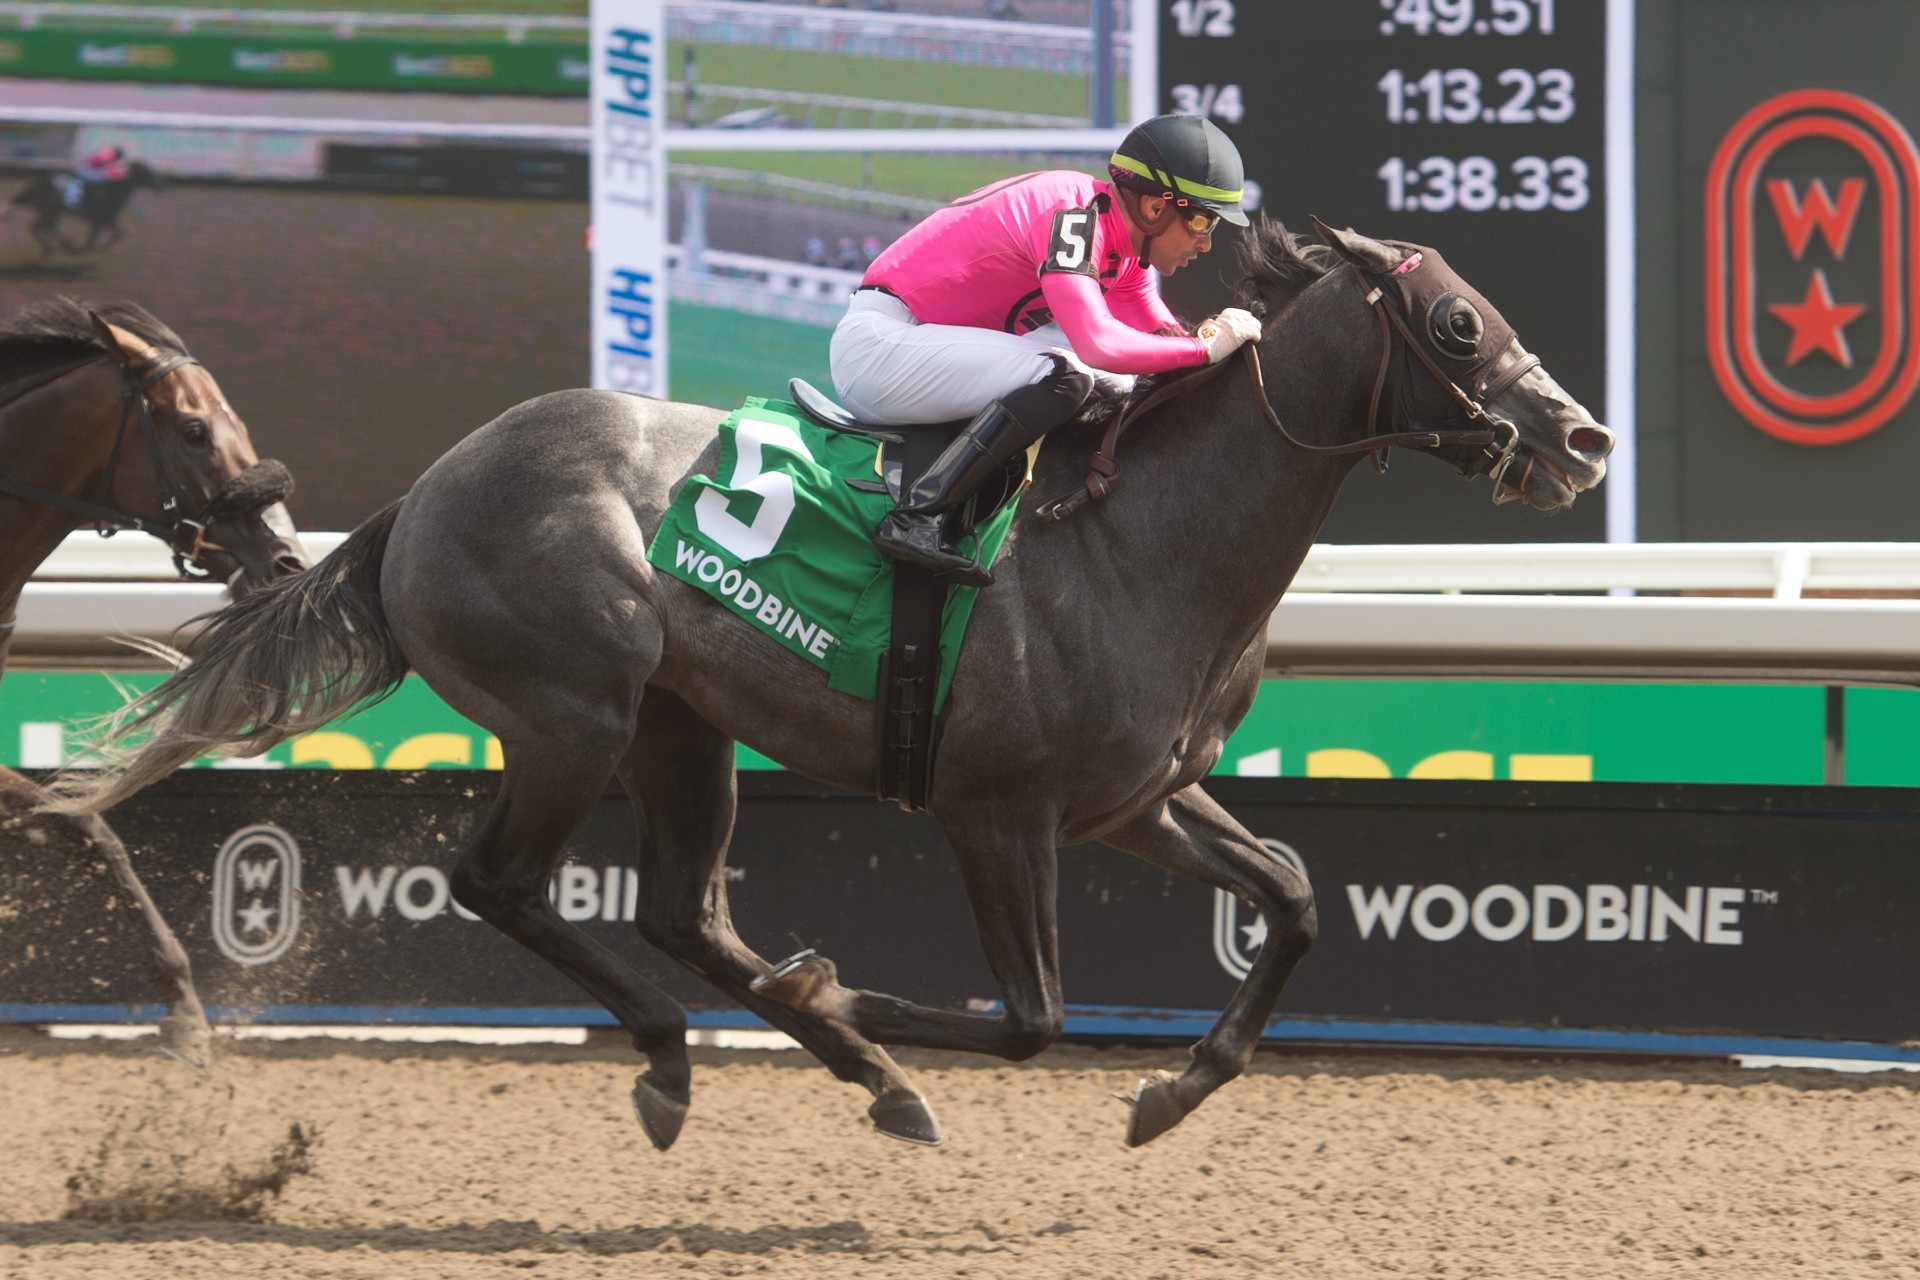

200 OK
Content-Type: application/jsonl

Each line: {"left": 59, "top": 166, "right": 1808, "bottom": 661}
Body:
{"left": 1, "top": 1029, "right": 1915, "bottom": 1278}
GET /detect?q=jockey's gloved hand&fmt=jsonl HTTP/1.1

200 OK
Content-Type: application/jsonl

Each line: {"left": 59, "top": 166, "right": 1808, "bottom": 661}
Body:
{"left": 1198, "top": 307, "right": 1262, "bottom": 364}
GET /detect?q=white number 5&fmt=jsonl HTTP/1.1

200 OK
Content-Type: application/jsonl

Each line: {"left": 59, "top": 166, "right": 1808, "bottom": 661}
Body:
{"left": 1053, "top": 211, "right": 1090, "bottom": 269}
{"left": 693, "top": 414, "right": 813, "bottom": 561}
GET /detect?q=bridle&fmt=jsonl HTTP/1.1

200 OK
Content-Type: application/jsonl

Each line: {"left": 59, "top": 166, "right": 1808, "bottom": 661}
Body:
{"left": 0, "top": 352, "right": 294, "bottom": 579}
{"left": 1036, "top": 252, "right": 1541, "bottom": 522}
{"left": 1348, "top": 250, "right": 1541, "bottom": 501}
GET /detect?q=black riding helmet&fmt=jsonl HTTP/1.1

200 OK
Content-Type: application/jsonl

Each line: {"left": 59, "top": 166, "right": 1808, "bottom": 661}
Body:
{"left": 1107, "top": 114, "right": 1250, "bottom": 228}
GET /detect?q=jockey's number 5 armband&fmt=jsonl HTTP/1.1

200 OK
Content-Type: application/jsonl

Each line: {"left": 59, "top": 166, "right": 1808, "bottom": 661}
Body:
{"left": 1040, "top": 207, "right": 1101, "bottom": 277}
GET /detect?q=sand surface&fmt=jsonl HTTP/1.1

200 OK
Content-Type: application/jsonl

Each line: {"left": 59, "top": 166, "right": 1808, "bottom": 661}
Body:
{"left": 1, "top": 1028, "right": 1915, "bottom": 1279}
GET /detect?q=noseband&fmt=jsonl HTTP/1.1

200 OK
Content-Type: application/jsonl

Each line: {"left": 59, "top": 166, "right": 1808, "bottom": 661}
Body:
{"left": 0, "top": 352, "right": 294, "bottom": 578}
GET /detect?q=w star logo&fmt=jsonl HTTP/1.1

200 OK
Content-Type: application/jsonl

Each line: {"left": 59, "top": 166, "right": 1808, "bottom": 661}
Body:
{"left": 1706, "top": 89, "right": 1920, "bottom": 446}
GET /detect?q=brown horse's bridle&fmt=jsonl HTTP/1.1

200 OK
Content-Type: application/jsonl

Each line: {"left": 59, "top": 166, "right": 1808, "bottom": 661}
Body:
{"left": 1036, "top": 259, "right": 1538, "bottom": 523}
{"left": 0, "top": 352, "right": 293, "bottom": 578}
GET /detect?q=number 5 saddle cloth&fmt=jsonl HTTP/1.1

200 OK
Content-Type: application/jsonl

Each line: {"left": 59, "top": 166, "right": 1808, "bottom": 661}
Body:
{"left": 646, "top": 397, "right": 1021, "bottom": 715}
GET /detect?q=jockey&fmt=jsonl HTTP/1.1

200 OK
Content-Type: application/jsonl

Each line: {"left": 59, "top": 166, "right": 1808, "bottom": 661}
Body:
{"left": 832, "top": 113, "right": 1262, "bottom": 586}
{"left": 74, "top": 145, "right": 129, "bottom": 185}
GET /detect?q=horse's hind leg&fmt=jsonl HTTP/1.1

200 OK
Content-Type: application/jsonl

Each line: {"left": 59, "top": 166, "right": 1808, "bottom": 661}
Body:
{"left": 448, "top": 744, "right": 696, "bottom": 1150}
{"left": 615, "top": 691, "right": 943, "bottom": 1146}
{"left": 755, "top": 804, "right": 1072, "bottom": 1064}
{"left": 1098, "top": 783, "right": 1316, "bottom": 1146}
{"left": 0, "top": 766, "right": 211, "bottom": 1068}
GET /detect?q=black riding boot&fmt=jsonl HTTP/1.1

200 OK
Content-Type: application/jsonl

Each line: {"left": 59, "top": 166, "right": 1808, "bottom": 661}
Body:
{"left": 873, "top": 362, "right": 1093, "bottom": 587}
{"left": 873, "top": 399, "right": 1036, "bottom": 587}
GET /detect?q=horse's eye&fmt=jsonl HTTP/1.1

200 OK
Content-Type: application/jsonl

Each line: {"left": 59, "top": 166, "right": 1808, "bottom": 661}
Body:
{"left": 1427, "top": 294, "right": 1484, "bottom": 359}
{"left": 182, "top": 421, "right": 210, "bottom": 446}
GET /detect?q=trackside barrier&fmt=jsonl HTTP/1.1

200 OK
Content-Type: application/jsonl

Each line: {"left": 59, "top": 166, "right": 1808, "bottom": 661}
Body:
{"left": 3, "top": 771, "right": 1916, "bottom": 1064}
{"left": 23, "top": 537, "right": 1920, "bottom": 688}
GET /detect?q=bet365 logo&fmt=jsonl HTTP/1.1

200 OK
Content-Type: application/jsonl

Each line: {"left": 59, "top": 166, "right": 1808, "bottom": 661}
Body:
{"left": 1706, "top": 89, "right": 1920, "bottom": 446}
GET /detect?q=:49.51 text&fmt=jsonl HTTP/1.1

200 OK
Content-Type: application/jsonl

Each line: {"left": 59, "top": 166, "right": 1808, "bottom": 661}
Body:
{"left": 1379, "top": 0, "right": 1555, "bottom": 37}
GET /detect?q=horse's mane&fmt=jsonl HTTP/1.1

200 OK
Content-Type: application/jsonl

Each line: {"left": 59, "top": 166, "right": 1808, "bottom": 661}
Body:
{"left": 1232, "top": 216, "right": 1338, "bottom": 321}
{"left": 0, "top": 297, "right": 188, "bottom": 389}
{"left": 1068, "top": 217, "right": 1335, "bottom": 434}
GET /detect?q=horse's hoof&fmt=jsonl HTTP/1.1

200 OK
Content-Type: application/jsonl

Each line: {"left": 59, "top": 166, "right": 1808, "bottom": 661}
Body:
{"left": 631, "top": 1074, "right": 690, "bottom": 1152}
{"left": 156, "top": 1012, "right": 212, "bottom": 1072}
{"left": 1121, "top": 1070, "right": 1187, "bottom": 1148}
{"left": 869, "top": 1089, "right": 944, "bottom": 1147}
{"left": 750, "top": 950, "right": 839, "bottom": 1013}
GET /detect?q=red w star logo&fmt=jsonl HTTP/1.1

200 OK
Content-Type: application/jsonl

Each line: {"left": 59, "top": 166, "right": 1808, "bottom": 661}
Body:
{"left": 1767, "top": 268, "right": 1867, "bottom": 368}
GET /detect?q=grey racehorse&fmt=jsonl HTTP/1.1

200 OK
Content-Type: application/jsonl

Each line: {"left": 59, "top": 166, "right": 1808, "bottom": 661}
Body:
{"left": 49, "top": 220, "right": 1611, "bottom": 1148}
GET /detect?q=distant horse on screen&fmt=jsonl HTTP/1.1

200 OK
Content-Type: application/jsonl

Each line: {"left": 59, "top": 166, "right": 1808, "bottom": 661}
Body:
{"left": 6, "top": 163, "right": 160, "bottom": 258}
{"left": 50, "top": 219, "right": 1610, "bottom": 1146}
{"left": 1, "top": 298, "right": 308, "bottom": 1067}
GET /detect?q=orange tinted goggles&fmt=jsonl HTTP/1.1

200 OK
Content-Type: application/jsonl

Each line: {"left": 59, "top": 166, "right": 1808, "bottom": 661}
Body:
{"left": 1180, "top": 207, "right": 1222, "bottom": 235}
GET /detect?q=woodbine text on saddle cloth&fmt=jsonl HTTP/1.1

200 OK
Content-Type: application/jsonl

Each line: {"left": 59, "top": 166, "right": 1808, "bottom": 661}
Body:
{"left": 646, "top": 399, "right": 1019, "bottom": 713}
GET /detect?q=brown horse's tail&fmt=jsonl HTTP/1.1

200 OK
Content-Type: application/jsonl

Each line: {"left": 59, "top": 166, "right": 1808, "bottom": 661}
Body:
{"left": 43, "top": 500, "right": 410, "bottom": 815}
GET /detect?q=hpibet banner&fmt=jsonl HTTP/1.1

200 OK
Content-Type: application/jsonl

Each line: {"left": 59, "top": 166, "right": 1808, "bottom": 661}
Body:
{"left": 590, "top": 0, "right": 667, "bottom": 397}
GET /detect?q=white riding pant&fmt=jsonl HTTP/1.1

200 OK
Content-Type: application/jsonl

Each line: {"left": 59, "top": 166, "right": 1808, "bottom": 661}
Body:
{"left": 829, "top": 290, "right": 1135, "bottom": 425}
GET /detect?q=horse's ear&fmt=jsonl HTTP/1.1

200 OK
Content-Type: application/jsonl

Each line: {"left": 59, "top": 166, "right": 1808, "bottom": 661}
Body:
{"left": 87, "top": 311, "right": 139, "bottom": 368}
{"left": 1309, "top": 216, "right": 1404, "bottom": 274}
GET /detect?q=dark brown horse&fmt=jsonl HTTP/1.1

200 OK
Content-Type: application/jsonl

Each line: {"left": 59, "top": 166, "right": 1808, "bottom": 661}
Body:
{"left": 1, "top": 298, "right": 307, "bottom": 1066}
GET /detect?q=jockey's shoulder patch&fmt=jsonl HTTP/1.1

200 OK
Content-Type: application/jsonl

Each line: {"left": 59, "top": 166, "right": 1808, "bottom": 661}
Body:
{"left": 1039, "top": 204, "right": 1102, "bottom": 277}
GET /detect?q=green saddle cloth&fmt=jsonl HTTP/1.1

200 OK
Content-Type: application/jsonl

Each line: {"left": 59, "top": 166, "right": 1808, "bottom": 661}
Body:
{"left": 646, "top": 397, "right": 1020, "bottom": 714}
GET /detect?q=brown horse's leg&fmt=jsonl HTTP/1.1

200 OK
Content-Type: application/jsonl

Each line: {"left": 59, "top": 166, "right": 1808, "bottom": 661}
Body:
{"left": 614, "top": 691, "right": 942, "bottom": 1146}
{"left": 755, "top": 803, "right": 1071, "bottom": 1066}
{"left": 28, "top": 216, "right": 62, "bottom": 261}
{"left": 0, "top": 766, "right": 212, "bottom": 1068}
{"left": 448, "top": 743, "right": 698, "bottom": 1151}
{"left": 1097, "top": 783, "right": 1316, "bottom": 1146}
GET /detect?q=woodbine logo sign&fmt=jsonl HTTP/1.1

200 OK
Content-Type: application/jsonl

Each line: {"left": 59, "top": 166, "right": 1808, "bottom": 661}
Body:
{"left": 1344, "top": 882, "right": 1753, "bottom": 946}
{"left": 1219, "top": 876, "right": 1757, "bottom": 979}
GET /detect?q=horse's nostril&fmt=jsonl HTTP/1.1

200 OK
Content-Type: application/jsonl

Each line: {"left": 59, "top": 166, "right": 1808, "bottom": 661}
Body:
{"left": 1567, "top": 425, "right": 1614, "bottom": 460}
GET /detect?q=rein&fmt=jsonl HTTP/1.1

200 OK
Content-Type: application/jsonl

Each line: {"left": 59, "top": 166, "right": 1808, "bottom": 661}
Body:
{"left": 0, "top": 352, "right": 294, "bottom": 578}
{"left": 1036, "top": 266, "right": 1526, "bottom": 523}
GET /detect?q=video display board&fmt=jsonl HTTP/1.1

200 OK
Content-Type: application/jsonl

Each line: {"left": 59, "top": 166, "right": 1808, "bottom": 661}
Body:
{"left": 1157, "top": 0, "right": 1612, "bottom": 543}
{"left": 1, "top": 3, "right": 1124, "bottom": 532}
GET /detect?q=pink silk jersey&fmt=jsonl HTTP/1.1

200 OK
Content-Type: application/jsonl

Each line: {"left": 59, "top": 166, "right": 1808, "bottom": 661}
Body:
{"left": 860, "top": 171, "right": 1211, "bottom": 375}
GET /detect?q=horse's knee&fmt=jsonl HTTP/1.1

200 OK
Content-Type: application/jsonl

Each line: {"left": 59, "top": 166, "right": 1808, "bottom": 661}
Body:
{"left": 1000, "top": 1007, "right": 1063, "bottom": 1061}
{"left": 1268, "top": 874, "right": 1318, "bottom": 957}
{"left": 449, "top": 861, "right": 530, "bottom": 925}
{"left": 633, "top": 909, "right": 697, "bottom": 959}
{"left": 1239, "top": 858, "right": 1317, "bottom": 961}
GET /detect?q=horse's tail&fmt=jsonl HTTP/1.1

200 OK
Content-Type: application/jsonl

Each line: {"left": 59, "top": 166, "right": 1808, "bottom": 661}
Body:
{"left": 43, "top": 499, "right": 410, "bottom": 815}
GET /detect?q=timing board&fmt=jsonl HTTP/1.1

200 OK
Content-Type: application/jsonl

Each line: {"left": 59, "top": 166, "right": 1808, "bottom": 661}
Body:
{"left": 1155, "top": 0, "right": 1616, "bottom": 543}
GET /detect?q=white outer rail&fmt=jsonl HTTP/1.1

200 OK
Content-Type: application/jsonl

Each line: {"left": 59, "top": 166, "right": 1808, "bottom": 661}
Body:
{"left": 32, "top": 535, "right": 1920, "bottom": 594}
{"left": 18, "top": 537, "right": 1920, "bottom": 684}
{"left": 1266, "top": 594, "right": 1920, "bottom": 688}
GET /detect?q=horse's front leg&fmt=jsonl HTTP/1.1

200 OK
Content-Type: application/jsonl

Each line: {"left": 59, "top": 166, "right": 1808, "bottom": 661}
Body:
{"left": 1097, "top": 783, "right": 1316, "bottom": 1146}
{"left": 30, "top": 220, "right": 63, "bottom": 261}
{"left": 0, "top": 766, "right": 212, "bottom": 1068}
{"left": 756, "top": 804, "right": 1067, "bottom": 1063}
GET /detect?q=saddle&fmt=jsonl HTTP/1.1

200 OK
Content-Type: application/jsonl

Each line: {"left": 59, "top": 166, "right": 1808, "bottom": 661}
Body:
{"left": 787, "top": 378, "right": 1024, "bottom": 519}
{"left": 787, "top": 379, "right": 1024, "bottom": 812}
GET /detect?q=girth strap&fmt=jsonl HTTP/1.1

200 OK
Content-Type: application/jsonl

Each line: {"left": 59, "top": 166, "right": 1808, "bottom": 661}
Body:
{"left": 875, "top": 425, "right": 956, "bottom": 812}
